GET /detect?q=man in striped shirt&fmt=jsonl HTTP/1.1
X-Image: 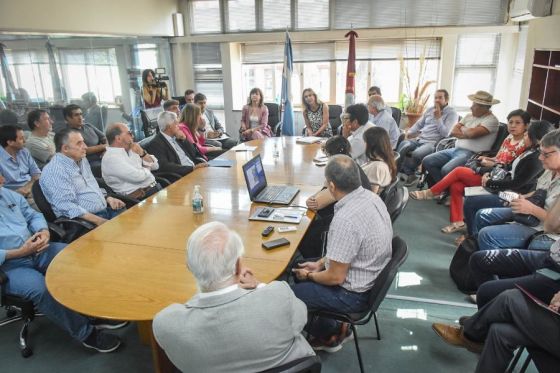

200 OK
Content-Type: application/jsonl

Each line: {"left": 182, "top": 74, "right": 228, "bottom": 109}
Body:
{"left": 292, "top": 154, "right": 393, "bottom": 353}
{"left": 40, "top": 128, "right": 125, "bottom": 227}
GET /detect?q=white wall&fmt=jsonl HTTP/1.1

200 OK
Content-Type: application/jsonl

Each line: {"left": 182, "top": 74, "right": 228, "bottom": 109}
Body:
{"left": 519, "top": 1, "right": 560, "bottom": 106}
{"left": 0, "top": 0, "right": 178, "bottom": 36}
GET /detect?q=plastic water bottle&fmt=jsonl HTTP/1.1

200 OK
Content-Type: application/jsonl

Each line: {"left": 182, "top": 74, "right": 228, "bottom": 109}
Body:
{"left": 273, "top": 142, "right": 280, "bottom": 159}
{"left": 192, "top": 185, "right": 204, "bottom": 214}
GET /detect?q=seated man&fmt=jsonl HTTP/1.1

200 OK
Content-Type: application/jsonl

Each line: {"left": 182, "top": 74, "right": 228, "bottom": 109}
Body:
{"left": 63, "top": 104, "right": 107, "bottom": 167}
{"left": 367, "top": 94, "right": 400, "bottom": 149}
{"left": 40, "top": 129, "right": 125, "bottom": 227}
{"left": 292, "top": 155, "right": 392, "bottom": 352}
{"left": 432, "top": 288, "right": 560, "bottom": 373}
{"left": 184, "top": 89, "right": 195, "bottom": 104}
{"left": 25, "top": 109, "right": 56, "bottom": 168}
{"left": 397, "top": 89, "right": 457, "bottom": 186}
{"left": 341, "top": 104, "right": 375, "bottom": 166}
{"left": 194, "top": 92, "right": 238, "bottom": 150}
{"left": 163, "top": 99, "right": 181, "bottom": 117}
{"left": 0, "top": 125, "right": 41, "bottom": 208}
{"left": 144, "top": 111, "right": 207, "bottom": 179}
{"left": 102, "top": 123, "right": 161, "bottom": 199}
{"left": 0, "top": 172, "right": 123, "bottom": 353}
{"left": 153, "top": 222, "right": 315, "bottom": 372}
{"left": 422, "top": 91, "right": 499, "bottom": 185}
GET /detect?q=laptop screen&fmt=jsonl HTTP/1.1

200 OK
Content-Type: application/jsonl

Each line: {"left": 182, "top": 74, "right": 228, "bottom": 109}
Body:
{"left": 242, "top": 154, "right": 267, "bottom": 200}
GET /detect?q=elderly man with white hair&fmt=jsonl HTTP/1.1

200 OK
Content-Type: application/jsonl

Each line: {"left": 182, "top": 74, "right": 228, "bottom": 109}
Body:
{"left": 143, "top": 111, "right": 207, "bottom": 178}
{"left": 152, "top": 222, "right": 315, "bottom": 373}
{"left": 367, "top": 94, "right": 400, "bottom": 149}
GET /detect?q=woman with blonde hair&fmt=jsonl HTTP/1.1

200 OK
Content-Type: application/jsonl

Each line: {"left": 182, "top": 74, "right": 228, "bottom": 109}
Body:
{"left": 302, "top": 88, "right": 332, "bottom": 137}
{"left": 178, "top": 103, "right": 222, "bottom": 160}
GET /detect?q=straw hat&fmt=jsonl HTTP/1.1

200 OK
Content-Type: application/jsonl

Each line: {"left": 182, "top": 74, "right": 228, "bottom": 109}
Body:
{"left": 467, "top": 90, "right": 500, "bottom": 106}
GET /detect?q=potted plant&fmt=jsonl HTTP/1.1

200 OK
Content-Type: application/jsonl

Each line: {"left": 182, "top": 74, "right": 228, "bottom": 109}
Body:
{"left": 400, "top": 53, "right": 435, "bottom": 127}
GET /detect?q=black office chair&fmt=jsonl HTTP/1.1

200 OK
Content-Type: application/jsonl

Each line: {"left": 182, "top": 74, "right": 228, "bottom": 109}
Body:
{"left": 390, "top": 107, "right": 401, "bottom": 127}
{"left": 384, "top": 185, "right": 409, "bottom": 223}
{"left": 507, "top": 346, "right": 560, "bottom": 373}
{"left": 308, "top": 236, "right": 408, "bottom": 373}
{"left": 259, "top": 355, "right": 322, "bottom": 373}
{"left": 328, "top": 105, "right": 343, "bottom": 135}
{"left": 140, "top": 109, "right": 159, "bottom": 138}
{"left": 31, "top": 182, "right": 96, "bottom": 243}
{"left": 393, "top": 150, "right": 403, "bottom": 174}
{"left": 379, "top": 178, "right": 398, "bottom": 203}
{"left": 0, "top": 269, "right": 35, "bottom": 358}
{"left": 265, "top": 103, "right": 282, "bottom": 137}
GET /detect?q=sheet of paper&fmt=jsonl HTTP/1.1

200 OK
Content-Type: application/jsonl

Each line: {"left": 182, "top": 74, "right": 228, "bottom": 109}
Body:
{"left": 233, "top": 144, "right": 258, "bottom": 152}
{"left": 208, "top": 159, "right": 234, "bottom": 167}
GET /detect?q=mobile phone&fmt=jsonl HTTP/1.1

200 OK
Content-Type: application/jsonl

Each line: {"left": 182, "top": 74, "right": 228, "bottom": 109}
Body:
{"left": 258, "top": 207, "right": 274, "bottom": 218}
{"left": 536, "top": 268, "right": 560, "bottom": 281}
{"left": 498, "top": 191, "right": 519, "bottom": 203}
{"left": 262, "top": 237, "right": 290, "bottom": 250}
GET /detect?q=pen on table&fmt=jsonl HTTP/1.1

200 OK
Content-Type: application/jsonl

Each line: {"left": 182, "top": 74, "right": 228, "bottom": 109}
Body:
{"left": 284, "top": 215, "right": 300, "bottom": 219}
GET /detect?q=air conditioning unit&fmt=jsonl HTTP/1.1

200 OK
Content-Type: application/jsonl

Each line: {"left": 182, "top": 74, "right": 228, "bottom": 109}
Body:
{"left": 510, "top": 0, "right": 553, "bottom": 22}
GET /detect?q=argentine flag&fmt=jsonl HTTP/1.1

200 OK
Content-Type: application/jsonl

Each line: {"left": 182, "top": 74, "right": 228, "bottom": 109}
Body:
{"left": 280, "top": 31, "right": 295, "bottom": 136}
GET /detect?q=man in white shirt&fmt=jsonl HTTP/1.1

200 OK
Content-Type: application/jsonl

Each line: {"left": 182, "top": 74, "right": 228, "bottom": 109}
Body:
{"left": 102, "top": 123, "right": 161, "bottom": 199}
{"left": 341, "top": 104, "right": 375, "bottom": 166}
{"left": 153, "top": 222, "right": 314, "bottom": 373}
{"left": 422, "top": 90, "right": 500, "bottom": 185}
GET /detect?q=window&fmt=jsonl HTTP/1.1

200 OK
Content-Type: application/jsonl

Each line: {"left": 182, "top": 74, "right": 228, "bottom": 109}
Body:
{"left": 227, "top": 0, "right": 256, "bottom": 32}
{"left": 452, "top": 34, "right": 501, "bottom": 109}
{"left": 134, "top": 44, "right": 159, "bottom": 70}
{"left": 189, "top": 0, "right": 222, "bottom": 34}
{"left": 59, "top": 48, "right": 122, "bottom": 103}
{"left": 263, "top": 0, "right": 291, "bottom": 30}
{"left": 5, "top": 50, "right": 54, "bottom": 101}
{"left": 241, "top": 38, "right": 441, "bottom": 108}
{"left": 296, "top": 0, "right": 329, "bottom": 29}
{"left": 193, "top": 43, "right": 224, "bottom": 108}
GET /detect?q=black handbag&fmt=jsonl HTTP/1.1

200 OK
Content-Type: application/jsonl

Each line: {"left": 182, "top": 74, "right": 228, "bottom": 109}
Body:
{"left": 512, "top": 189, "right": 547, "bottom": 227}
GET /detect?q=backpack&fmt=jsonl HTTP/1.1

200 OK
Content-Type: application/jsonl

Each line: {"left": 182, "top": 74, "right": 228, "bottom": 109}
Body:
{"left": 449, "top": 237, "right": 479, "bottom": 294}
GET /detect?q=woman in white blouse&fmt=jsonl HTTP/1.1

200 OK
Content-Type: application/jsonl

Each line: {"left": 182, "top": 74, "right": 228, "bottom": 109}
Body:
{"left": 362, "top": 126, "right": 397, "bottom": 193}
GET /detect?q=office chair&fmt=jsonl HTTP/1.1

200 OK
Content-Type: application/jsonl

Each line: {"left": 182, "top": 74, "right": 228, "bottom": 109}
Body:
{"left": 379, "top": 178, "right": 398, "bottom": 203}
{"left": 0, "top": 269, "right": 35, "bottom": 358}
{"left": 264, "top": 103, "right": 281, "bottom": 136}
{"left": 308, "top": 236, "right": 408, "bottom": 373}
{"left": 390, "top": 107, "right": 401, "bottom": 126}
{"left": 259, "top": 355, "right": 322, "bottom": 373}
{"left": 328, "top": 105, "right": 343, "bottom": 135}
{"left": 393, "top": 150, "right": 403, "bottom": 173}
{"left": 381, "top": 183, "right": 409, "bottom": 223}
{"left": 31, "top": 182, "right": 96, "bottom": 243}
{"left": 507, "top": 346, "right": 560, "bottom": 373}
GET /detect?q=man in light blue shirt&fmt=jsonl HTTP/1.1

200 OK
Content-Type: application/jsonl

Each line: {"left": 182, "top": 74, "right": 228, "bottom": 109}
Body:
{"left": 367, "top": 95, "right": 400, "bottom": 149}
{"left": 40, "top": 128, "right": 125, "bottom": 227}
{"left": 0, "top": 172, "right": 122, "bottom": 352}
{"left": 0, "top": 124, "right": 41, "bottom": 207}
{"left": 397, "top": 89, "right": 458, "bottom": 185}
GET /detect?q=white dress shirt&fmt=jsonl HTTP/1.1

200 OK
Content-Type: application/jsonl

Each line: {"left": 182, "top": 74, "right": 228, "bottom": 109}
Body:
{"left": 101, "top": 147, "right": 159, "bottom": 195}
{"left": 348, "top": 121, "right": 375, "bottom": 166}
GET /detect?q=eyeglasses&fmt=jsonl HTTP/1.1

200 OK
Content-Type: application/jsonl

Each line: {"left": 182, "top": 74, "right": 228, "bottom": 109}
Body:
{"left": 539, "top": 149, "right": 558, "bottom": 158}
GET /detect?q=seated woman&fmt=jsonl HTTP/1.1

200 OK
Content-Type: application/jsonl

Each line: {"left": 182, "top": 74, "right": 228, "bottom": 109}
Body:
{"left": 462, "top": 120, "right": 554, "bottom": 239}
{"left": 302, "top": 88, "right": 332, "bottom": 137}
{"left": 473, "top": 129, "right": 560, "bottom": 252}
{"left": 299, "top": 136, "right": 372, "bottom": 258}
{"left": 410, "top": 109, "right": 530, "bottom": 233}
{"left": 178, "top": 103, "right": 223, "bottom": 161}
{"left": 239, "top": 88, "right": 271, "bottom": 141}
{"left": 362, "top": 126, "right": 397, "bottom": 194}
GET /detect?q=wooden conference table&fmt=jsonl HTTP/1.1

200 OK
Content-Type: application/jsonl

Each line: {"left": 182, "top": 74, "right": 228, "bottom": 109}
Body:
{"left": 45, "top": 137, "right": 326, "bottom": 372}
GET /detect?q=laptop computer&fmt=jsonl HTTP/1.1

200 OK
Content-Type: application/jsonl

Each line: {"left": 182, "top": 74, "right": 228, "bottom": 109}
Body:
{"left": 242, "top": 154, "right": 300, "bottom": 205}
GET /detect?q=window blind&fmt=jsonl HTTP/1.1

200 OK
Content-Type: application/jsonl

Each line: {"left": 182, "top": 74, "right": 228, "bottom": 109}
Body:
{"left": 227, "top": 0, "right": 256, "bottom": 32}
{"left": 192, "top": 43, "right": 222, "bottom": 65}
{"left": 297, "top": 0, "right": 329, "bottom": 29}
{"left": 263, "top": 0, "right": 291, "bottom": 30}
{"left": 190, "top": 0, "right": 222, "bottom": 34}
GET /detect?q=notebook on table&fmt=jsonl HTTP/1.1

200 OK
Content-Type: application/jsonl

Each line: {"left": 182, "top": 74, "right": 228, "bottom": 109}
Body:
{"left": 242, "top": 154, "right": 299, "bottom": 205}
{"left": 516, "top": 284, "right": 560, "bottom": 317}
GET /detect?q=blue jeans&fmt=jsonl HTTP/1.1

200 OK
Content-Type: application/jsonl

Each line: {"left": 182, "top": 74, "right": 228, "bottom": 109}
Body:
{"left": 422, "top": 147, "right": 474, "bottom": 183}
{"left": 292, "top": 282, "right": 369, "bottom": 339}
{"left": 1, "top": 242, "right": 93, "bottom": 342}
{"left": 397, "top": 140, "right": 435, "bottom": 175}
{"left": 474, "top": 207, "right": 555, "bottom": 251}
{"left": 464, "top": 194, "right": 505, "bottom": 236}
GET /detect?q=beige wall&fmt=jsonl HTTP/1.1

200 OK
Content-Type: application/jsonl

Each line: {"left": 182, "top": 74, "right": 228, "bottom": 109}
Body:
{"left": 0, "top": 0, "right": 178, "bottom": 36}
{"left": 520, "top": 1, "right": 560, "bottom": 105}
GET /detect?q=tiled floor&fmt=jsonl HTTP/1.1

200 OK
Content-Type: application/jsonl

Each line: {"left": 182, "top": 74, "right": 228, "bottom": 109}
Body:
{"left": 0, "top": 198, "right": 539, "bottom": 372}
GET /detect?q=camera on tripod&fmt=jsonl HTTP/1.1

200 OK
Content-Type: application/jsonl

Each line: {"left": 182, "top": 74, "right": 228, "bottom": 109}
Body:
{"left": 153, "top": 67, "right": 169, "bottom": 87}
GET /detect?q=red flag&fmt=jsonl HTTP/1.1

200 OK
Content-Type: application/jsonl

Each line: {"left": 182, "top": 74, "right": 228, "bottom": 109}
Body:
{"left": 344, "top": 30, "right": 358, "bottom": 107}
